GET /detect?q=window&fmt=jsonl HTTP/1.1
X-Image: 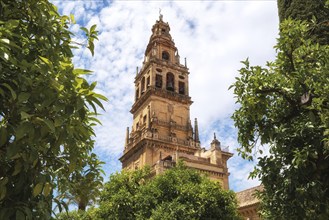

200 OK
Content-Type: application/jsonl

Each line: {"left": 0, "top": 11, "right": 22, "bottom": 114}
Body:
{"left": 162, "top": 51, "right": 169, "bottom": 61}
{"left": 141, "top": 77, "right": 145, "bottom": 93}
{"left": 143, "top": 115, "right": 147, "bottom": 124}
{"left": 135, "top": 88, "right": 139, "bottom": 101}
{"left": 166, "top": 72, "right": 174, "bottom": 92}
{"left": 147, "top": 76, "right": 150, "bottom": 88}
{"left": 156, "top": 74, "right": 162, "bottom": 88}
{"left": 179, "top": 81, "right": 185, "bottom": 95}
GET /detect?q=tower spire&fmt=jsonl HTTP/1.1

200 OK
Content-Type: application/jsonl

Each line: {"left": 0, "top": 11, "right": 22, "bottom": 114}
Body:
{"left": 194, "top": 118, "right": 199, "bottom": 143}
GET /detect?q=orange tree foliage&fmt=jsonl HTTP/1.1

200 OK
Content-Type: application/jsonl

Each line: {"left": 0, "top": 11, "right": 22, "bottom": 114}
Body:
{"left": 231, "top": 19, "right": 329, "bottom": 219}
{"left": 0, "top": 0, "right": 106, "bottom": 219}
{"left": 94, "top": 164, "right": 241, "bottom": 220}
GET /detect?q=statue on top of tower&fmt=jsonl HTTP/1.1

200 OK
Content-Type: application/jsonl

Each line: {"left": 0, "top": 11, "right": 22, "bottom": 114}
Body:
{"left": 159, "top": 8, "right": 163, "bottom": 21}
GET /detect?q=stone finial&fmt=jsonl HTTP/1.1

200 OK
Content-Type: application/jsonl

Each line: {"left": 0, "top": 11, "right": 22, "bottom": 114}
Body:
{"left": 125, "top": 127, "right": 130, "bottom": 149}
{"left": 194, "top": 118, "right": 200, "bottom": 143}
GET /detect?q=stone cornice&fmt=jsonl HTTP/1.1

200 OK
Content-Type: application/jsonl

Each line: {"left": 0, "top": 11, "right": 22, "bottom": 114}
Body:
{"left": 120, "top": 136, "right": 198, "bottom": 162}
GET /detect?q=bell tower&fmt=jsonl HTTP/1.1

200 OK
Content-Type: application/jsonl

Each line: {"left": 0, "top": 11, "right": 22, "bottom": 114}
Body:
{"left": 120, "top": 15, "right": 233, "bottom": 189}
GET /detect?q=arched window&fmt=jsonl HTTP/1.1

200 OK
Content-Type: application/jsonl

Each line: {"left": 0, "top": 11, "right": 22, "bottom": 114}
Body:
{"left": 162, "top": 51, "right": 170, "bottom": 61}
{"left": 166, "top": 72, "right": 175, "bottom": 92}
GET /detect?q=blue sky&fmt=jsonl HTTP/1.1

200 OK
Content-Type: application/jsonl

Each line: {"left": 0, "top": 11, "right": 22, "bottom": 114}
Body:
{"left": 52, "top": 0, "right": 279, "bottom": 192}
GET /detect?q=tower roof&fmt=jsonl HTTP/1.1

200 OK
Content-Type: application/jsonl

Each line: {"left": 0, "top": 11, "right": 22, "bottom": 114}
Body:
{"left": 145, "top": 15, "right": 177, "bottom": 56}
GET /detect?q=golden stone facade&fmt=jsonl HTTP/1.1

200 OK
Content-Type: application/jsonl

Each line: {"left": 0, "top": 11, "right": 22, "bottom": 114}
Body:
{"left": 119, "top": 15, "right": 260, "bottom": 218}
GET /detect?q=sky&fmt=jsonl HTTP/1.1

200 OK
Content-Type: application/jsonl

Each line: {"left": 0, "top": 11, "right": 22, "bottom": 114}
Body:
{"left": 53, "top": 0, "right": 279, "bottom": 192}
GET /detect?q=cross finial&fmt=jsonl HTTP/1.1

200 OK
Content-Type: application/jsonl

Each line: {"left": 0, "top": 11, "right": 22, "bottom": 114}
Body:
{"left": 214, "top": 132, "right": 217, "bottom": 140}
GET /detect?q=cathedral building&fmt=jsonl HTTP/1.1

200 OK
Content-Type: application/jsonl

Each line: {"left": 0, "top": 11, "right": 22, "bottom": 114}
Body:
{"left": 119, "top": 15, "right": 260, "bottom": 218}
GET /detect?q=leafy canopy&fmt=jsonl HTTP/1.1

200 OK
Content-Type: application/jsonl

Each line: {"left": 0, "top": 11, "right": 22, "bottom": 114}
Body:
{"left": 277, "top": 0, "right": 329, "bottom": 45}
{"left": 0, "top": 0, "right": 106, "bottom": 219}
{"left": 231, "top": 18, "right": 329, "bottom": 219}
{"left": 94, "top": 164, "right": 241, "bottom": 220}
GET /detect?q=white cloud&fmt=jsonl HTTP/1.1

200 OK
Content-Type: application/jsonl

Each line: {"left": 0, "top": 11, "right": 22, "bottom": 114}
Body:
{"left": 53, "top": 1, "right": 279, "bottom": 191}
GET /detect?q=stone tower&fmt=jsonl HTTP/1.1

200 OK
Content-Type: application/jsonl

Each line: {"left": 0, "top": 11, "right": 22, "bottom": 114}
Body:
{"left": 119, "top": 15, "right": 233, "bottom": 189}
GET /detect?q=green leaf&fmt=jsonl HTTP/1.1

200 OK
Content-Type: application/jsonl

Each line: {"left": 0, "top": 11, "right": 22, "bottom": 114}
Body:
{"left": 39, "top": 56, "right": 52, "bottom": 66}
{"left": 93, "top": 93, "right": 108, "bottom": 101}
{"left": 12, "top": 162, "right": 22, "bottom": 176}
{"left": 16, "top": 122, "right": 30, "bottom": 141}
{"left": 42, "top": 119, "right": 55, "bottom": 132}
{"left": 68, "top": 162, "right": 76, "bottom": 173}
{"left": 90, "top": 24, "right": 97, "bottom": 33}
{"left": 1, "top": 83, "right": 16, "bottom": 100}
{"left": 89, "top": 116, "right": 102, "bottom": 125}
{"left": 32, "top": 159, "right": 38, "bottom": 168}
{"left": 16, "top": 210, "right": 25, "bottom": 220}
{"left": 33, "top": 183, "right": 43, "bottom": 197}
{"left": 80, "top": 27, "right": 89, "bottom": 34}
{"left": 54, "top": 118, "right": 63, "bottom": 127}
{"left": 73, "top": 69, "right": 93, "bottom": 75}
{"left": 309, "top": 111, "right": 316, "bottom": 124}
{"left": 6, "top": 143, "right": 20, "bottom": 159}
{"left": 20, "top": 111, "right": 32, "bottom": 120}
{"left": 7, "top": 19, "right": 19, "bottom": 29}
{"left": 90, "top": 81, "right": 97, "bottom": 90}
{"left": 70, "top": 14, "right": 76, "bottom": 24}
{"left": 0, "top": 177, "right": 8, "bottom": 186}
{"left": 88, "top": 41, "right": 95, "bottom": 56}
{"left": 0, "top": 186, "right": 6, "bottom": 201}
{"left": 0, "top": 126, "right": 7, "bottom": 147}
{"left": 18, "top": 92, "right": 30, "bottom": 103}
{"left": 43, "top": 182, "right": 52, "bottom": 196}
{"left": 89, "top": 96, "right": 105, "bottom": 111}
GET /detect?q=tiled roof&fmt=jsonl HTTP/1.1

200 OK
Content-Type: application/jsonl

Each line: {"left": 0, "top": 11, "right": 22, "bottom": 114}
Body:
{"left": 236, "top": 185, "right": 263, "bottom": 208}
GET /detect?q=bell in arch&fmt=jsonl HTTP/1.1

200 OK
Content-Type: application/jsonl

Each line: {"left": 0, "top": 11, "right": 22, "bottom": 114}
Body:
{"left": 167, "top": 81, "right": 175, "bottom": 92}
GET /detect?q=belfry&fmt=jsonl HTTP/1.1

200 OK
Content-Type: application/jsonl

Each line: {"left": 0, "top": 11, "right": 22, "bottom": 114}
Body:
{"left": 119, "top": 15, "right": 233, "bottom": 189}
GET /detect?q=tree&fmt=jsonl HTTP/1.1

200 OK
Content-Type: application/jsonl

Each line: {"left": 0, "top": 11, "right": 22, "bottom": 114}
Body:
{"left": 231, "top": 19, "right": 329, "bottom": 219}
{"left": 95, "top": 164, "right": 241, "bottom": 220}
{"left": 55, "top": 209, "right": 97, "bottom": 220}
{"left": 0, "top": 0, "right": 106, "bottom": 219}
{"left": 56, "top": 152, "right": 104, "bottom": 211}
{"left": 277, "top": 0, "right": 329, "bottom": 44}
